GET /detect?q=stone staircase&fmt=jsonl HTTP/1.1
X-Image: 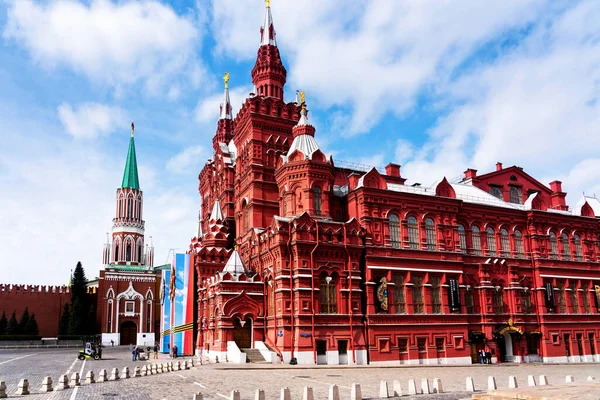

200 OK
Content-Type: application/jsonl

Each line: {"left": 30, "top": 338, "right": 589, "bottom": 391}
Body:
{"left": 241, "top": 348, "right": 269, "bottom": 363}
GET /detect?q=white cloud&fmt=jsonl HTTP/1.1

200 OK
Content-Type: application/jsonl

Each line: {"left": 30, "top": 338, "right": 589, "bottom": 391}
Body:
{"left": 394, "top": 139, "right": 414, "bottom": 165}
{"left": 166, "top": 146, "right": 208, "bottom": 174}
{"left": 4, "top": 0, "right": 201, "bottom": 91}
{"left": 211, "top": 0, "right": 547, "bottom": 135}
{"left": 58, "top": 102, "right": 128, "bottom": 139}
{"left": 194, "top": 85, "right": 252, "bottom": 124}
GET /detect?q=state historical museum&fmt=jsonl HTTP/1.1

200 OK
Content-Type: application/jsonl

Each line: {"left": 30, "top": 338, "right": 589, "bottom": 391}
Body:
{"left": 189, "top": 2, "right": 600, "bottom": 365}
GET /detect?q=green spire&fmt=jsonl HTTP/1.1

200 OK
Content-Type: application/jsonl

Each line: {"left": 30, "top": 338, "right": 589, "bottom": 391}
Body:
{"left": 121, "top": 122, "right": 140, "bottom": 190}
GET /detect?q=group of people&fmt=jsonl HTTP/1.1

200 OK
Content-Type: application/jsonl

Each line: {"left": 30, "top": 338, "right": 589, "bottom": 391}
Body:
{"left": 478, "top": 349, "right": 493, "bottom": 364}
{"left": 130, "top": 343, "right": 160, "bottom": 361}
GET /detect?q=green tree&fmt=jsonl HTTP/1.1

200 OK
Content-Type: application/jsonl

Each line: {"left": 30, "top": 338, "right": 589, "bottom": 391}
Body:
{"left": 18, "top": 307, "right": 30, "bottom": 335}
{"left": 0, "top": 311, "right": 7, "bottom": 335}
{"left": 86, "top": 304, "right": 97, "bottom": 335}
{"left": 68, "top": 298, "right": 83, "bottom": 335}
{"left": 58, "top": 303, "right": 70, "bottom": 335}
{"left": 25, "top": 313, "right": 39, "bottom": 336}
{"left": 6, "top": 310, "right": 18, "bottom": 335}
{"left": 69, "top": 262, "right": 91, "bottom": 335}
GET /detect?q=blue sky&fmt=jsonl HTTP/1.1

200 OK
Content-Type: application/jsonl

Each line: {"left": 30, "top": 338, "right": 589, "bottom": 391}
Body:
{"left": 1, "top": 0, "right": 599, "bottom": 284}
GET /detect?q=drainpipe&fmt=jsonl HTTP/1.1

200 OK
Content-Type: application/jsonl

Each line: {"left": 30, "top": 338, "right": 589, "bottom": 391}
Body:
{"left": 310, "top": 220, "right": 320, "bottom": 364}
{"left": 287, "top": 227, "right": 295, "bottom": 360}
{"left": 343, "top": 224, "right": 355, "bottom": 363}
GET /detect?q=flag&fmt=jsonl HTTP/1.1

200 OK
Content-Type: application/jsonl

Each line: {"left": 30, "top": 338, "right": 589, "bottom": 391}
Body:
{"left": 169, "top": 265, "right": 176, "bottom": 301}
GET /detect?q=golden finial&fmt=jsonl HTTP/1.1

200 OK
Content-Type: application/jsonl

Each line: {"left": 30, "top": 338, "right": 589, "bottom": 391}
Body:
{"left": 131, "top": 122, "right": 135, "bottom": 137}
{"left": 300, "top": 91, "right": 306, "bottom": 110}
{"left": 265, "top": 0, "right": 271, "bottom": 8}
{"left": 223, "top": 72, "right": 230, "bottom": 89}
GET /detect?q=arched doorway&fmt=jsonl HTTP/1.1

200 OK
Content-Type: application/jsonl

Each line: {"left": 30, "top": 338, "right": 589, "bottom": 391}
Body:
{"left": 120, "top": 321, "right": 137, "bottom": 346}
{"left": 232, "top": 317, "right": 252, "bottom": 349}
{"left": 503, "top": 332, "right": 514, "bottom": 361}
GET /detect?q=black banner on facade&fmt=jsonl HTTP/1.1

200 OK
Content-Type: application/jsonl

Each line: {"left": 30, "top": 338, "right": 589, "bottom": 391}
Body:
{"left": 448, "top": 279, "right": 461, "bottom": 312}
{"left": 544, "top": 282, "right": 555, "bottom": 310}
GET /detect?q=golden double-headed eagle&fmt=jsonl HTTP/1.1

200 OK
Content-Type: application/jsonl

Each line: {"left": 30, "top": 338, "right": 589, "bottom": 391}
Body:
{"left": 223, "top": 72, "right": 230, "bottom": 89}
{"left": 265, "top": 0, "right": 271, "bottom": 8}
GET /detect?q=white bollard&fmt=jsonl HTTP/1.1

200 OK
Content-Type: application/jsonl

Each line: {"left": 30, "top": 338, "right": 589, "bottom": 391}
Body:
{"left": 539, "top": 375, "right": 549, "bottom": 386}
{"left": 588, "top": 376, "right": 596, "bottom": 381}
{"left": 153, "top": 364, "right": 159, "bottom": 374}
{"left": 184, "top": 361, "right": 190, "bottom": 370}
{"left": 408, "top": 378, "right": 419, "bottom": 395}
{"left": 176, "top": 361, "right": 181, "bottom": 371}
{"left": 466, "top": 376, "right": 476, "bottom": 392}
{"left": 280, "top": 387, "right": 291, "bottom": 400}
{"left": 527, "top": 375, "right": 536, "bottom": 387}
{"left": 97, "top": 369, "right": 108, "bottom": 383}
{"left": 70, "top": 372, "right": 80, "bottom": 387}
{"left": 302, "top": 386, "right": 313, "bottom": 400}
{"left": 421, "top": 378, "right": 430, "bottom": 394}
{"left": 15, "top": 379, "right": 30, "bottom": 395}
{"left": 328, "top": 384, "right": 340, "bottom": 400}
{"left": 0, "top": 381, "right": 7, "bottom": 398}
{"left": 488, "top": 376, "right": 497, "bottom": 391}
{"left": 41, "top": 376, "right": 53, "bottom": 392}
{"left": 193, "top": 393, "right": 203, "bottom": 400}
{"left": 566, "top": 375, "right": 574, "bottom": 383}
{"left": 351, "top": 383, "right": 362, "bottom": 400}
{"left": 110, "top": 367, "right": 120, "bottom": 381}
{"left": 158, "top": 364, "right": 164, "bottom": 373}
{"left": 255, "top": 389, "right": 266, "bottom": 400}
{"left": 392, "top": 380, "right": 402, "bottom": 397}
{"left": 85, "top": 370, "right": 95, "bottom": 384}
{"left": 123, "top": 367, "right": 131, "bottom": 379}
{"left": 379, "top": 381, "right": 389, "bottom": 398}
{"left": 134, "top": 366, "right": 141, "bottom": 377}
{"left": 433, "top": 378, "right": 443, "bottom": 393}
{"left": 141, "top": 365, "right": 148, "bottom": 377}
{"left": 508, "top": 376, "right": 518, "bottom": 389}
{"left": 56, "top": 374, "right": 70, "bottom": 390}
{"left": 231, "top": 390, "right": 241, "bottom": 400}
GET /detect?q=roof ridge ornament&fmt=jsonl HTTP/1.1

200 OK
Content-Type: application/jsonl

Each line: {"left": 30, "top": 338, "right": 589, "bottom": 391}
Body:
{"left": 220, "top": 72, "right": 233, "bottom": 120}
{"left": 223, "top": 72, "right": 230, "bottom": 89}
{"left": 265, "top": 0, "right": 270, "bottom": 8}
{"left": 131, "top": 122, "right": 134, "bottom": 137}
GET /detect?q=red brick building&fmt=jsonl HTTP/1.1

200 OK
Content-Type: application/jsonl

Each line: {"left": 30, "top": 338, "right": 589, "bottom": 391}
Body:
{"left": 190, "top": 2, "right": 600, "bottom": 365}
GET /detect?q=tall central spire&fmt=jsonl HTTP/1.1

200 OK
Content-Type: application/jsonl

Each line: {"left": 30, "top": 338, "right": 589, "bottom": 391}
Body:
{"left": 260, "top": 0, "right": 277, "bottom": 47}
{"left": 122, "top": 122, "right": 140, "bottom": 190}
{"left": 220, "top": 72, "right": 232, "bottom": 120}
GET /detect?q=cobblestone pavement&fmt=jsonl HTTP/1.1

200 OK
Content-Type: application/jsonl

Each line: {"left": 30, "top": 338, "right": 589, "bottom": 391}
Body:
{"left": 1, "top": 348, "right": 599, "bottom": 399}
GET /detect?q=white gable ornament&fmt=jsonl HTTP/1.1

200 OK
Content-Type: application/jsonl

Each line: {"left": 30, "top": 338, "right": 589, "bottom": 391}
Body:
{"left": 116, "top": 281, "right": 144, "bottom": 301}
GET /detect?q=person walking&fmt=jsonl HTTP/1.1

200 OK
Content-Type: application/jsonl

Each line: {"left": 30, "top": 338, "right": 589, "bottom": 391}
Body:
{"left": 132, "top": 347, "right": 137, "bottom": 361}
{"left": 153, "top": 343, "right": 158, "bottom": 359}
{"left": 173, "top": 345, "right": 178, "bottom": 359}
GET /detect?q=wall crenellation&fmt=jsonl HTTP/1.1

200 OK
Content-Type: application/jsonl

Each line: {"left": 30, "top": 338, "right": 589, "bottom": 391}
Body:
{"left": 0, "top": 284, "right": 97, "bottom": 295}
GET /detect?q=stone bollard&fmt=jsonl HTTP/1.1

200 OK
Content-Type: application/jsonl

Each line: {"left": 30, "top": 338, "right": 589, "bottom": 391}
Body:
{"left": 392, "top": 380, "right": 402, "bottom": 397}
{"left": 41, "top": 376, "right": 53, "bottom": 392}
{"left": 539, "top": 375, "right": 549, "bottom": 386}
{"left": 134, "top": 366, "right": 141, "bottom": 377}
{"left": 176, "top": 361, "right": 182, "bottom": 371}
{"left": 433, "top": 378, "right": 443, "bottom": 393}
{"left": 70, "top": 372, "right": 81, "bottom": 387}
{"left": 56, "top": 374, "right": 70, "bottom": 390}
{"left": 302, "top": 386, "right": 313, "bottom": 400}
{"left": 466, "top": 376, "right": 476, "bottom": 392}
{"left": 280, "top": 387, "right": 291, "bottom": 400}
{"left": 379, "top": 381, "right": 389, "bottom": 398}
{"left": 123, "top": 367, "right": 131, "bottom": 379}
{"left": 328, "top": 384, "right": 340, "bottom": 400}
{"left": 169, "top": 361, "right": 174, "bottom": 371}
{"left": 0, "top": 381, "right": 7, "bottom": 399}
{"left": 141, "top": 365, "right": 148, "bottom": 377}
{"left": 588, "top": 376, "right": 596, "bottom": 381}
{"left": 408, "top": 379, "right": 419, "bottom": 395}
{"left": 421, "top": 378, "right": 430, "bottom": 394}
{"left": 255, "top": 388, "right": 266, "bottom": 400}
{"left": 148, "top": 365, "right": 153, "bottom": 375}
{"left": 566, "top": 375, "right": 574, "bottom": 383}
{"left": 230, "top": 390, "right": 241, "bottom": 400}
{"left": 110, "top": 367, "right": 120, "bottom": 381}
{"left": 527, "top": 375, "right": 536, "bottom": 387}
{"left": 153, "top": 364, "right": 158, "bottom": 374}
{"left": 97, "top": 369, "right": 108, "bottom": 383}
{"left": 15, "top": 379, "right": 30, "bottom": 395}
{"left": 191, "top": 358, "right": 195, "bottom": 367}
{"left": 351, "top": 383, "right": 362, "bottom": 400}
{"left": 193, "top": 393, "right": 203, "bottom": 400}
{"left": 508, "top": 376, "right": 518, "bottom": 389}
{"left": 166, "top": 363, "right": 171, "bottom": 372}
{"left": 85, "top": 370, "right": 95, "bottom": 384}
{"left": 158, "top": 364, "right": 164, "bottom": 373}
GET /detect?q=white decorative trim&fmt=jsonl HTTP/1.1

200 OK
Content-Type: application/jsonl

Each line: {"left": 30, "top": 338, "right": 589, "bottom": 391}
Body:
{"left": 540, "top": 274, "right": 598, "bottom": 280}
{"left": 116, "top": 281, "right": 144, "bottom": 300}
{"left": 369, "top": 266, "right": 463, "bottom": 274}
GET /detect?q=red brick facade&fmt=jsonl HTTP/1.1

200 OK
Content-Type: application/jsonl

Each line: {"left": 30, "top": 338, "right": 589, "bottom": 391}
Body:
{"left": 191, "top": 3, "right": 600, "bottom": 365}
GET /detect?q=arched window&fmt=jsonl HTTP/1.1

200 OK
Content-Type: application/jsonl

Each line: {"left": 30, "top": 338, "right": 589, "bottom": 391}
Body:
{"left": 561, "top": 233, "right": 571, "bottom": 260}
{"left": 509, "top": 187, "right": 522, "bottom": 204}
{"left": 115, "top": 244, "right": 120, "bottom": 262}
{"left": 425, "top": 218, "right": 436, "bottom": 251}
{"left": 486, "top": 227, "right": 497, "bottom": 255}
{"left": 282, "top": 192, "right": 287, "bottom": 216}
{"left": 549, "top": 232, "right": 558, "bottom": 259}
{"left": 457, "top": 224, "right": 467, "bottom": 253}
{"left": 126, "top": 243, "right": 132, "bottom": 262}
{"left": 573, "top": 234, "right": 582, "bottom": 261}
{"left": 320, "top": 276, "right": 337, "bottom": 314}
{"left": 489, "top": 187, "right": 502, "bottom": 199}
{"left": 472, "top": 226, "right": 482, "bottom": 255}
{"left": 407, "top": 216, "right": 419, "bottom": 249}
{"left": 127, "top": 198, "right": 133, "bottom": 218}
{"left": 118, "top": 199, "right": 123, "bottom": 217}
{"left": 500, "top": 228, "right": 510, "bottom": 256}
{"left": 137, "top": 245, "right": 142, "bottom": 264}
{"left": 243, "top": 202, "right": 249, "bottom": 231}
{"left": 393, "top": 275, "right": 405, "bottom": 313}
{"left": 515, "top": 230, "right": 524, "bottom": 258}
{"left": 492, "top": 286, "right": 504, "bottom": 314}
{"left": 389, "top": 214, "right": 400, "bottom": 248}
{"left": 313, "top": 187, "right": 322, "bottom": 215}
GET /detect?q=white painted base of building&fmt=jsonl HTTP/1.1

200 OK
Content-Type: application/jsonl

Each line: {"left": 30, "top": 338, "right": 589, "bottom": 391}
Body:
{"left": 543, "top": 356, "right": 569, "bottom": 363}
{"left": 543, "top": 355, "right": 600, "bottom": 363}
{"left": 370, "top": 356, "right": 472, "bottom": 366}
{"left": 101, "top": 332, "right": 155, "bottom": 347}
{"left": 281, "top": 350, "right": 367, "bottom": 365}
